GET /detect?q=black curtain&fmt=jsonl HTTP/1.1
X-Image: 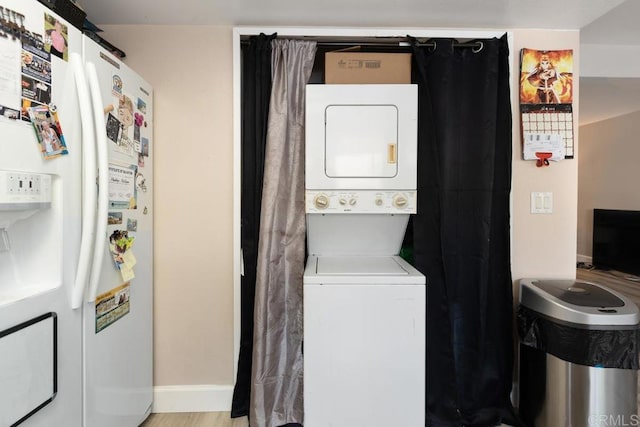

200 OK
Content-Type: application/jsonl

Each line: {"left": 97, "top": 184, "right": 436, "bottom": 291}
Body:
{"left": 231, "top": 33, "right": 275, "bottom": 419}
{"left": 410, "top": 35, "right": 518, "bottom": 426}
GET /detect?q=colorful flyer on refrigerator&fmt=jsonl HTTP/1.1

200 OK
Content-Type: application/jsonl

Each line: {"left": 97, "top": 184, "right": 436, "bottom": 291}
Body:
{"left": 114, "top": 94, "right": 136, "bottom": 157}
{"left": 22, "top": 74, "right": 51, "bottom": 105}
{"left": 21, "top": 50, "right": 51, "bottom": 84}
{"left": 21, "top": 31, "right": 50, "bottom": 62}
{"left": 28, "top": 104, "right": 69, "bottom": 159}
{"left": 95, "top": 282, "right": 131, "bottom": 333}
{"left": 108, "top": 163, "right": 138, "bottom": 209}
{"left": 519, "top": 48, "right": 575, "bottom": 159}
{"left": 44, "top": 13, "right": 69, "bottom": 61}
{"left": 108, "top": 229, "right": 137, "bottom": 283}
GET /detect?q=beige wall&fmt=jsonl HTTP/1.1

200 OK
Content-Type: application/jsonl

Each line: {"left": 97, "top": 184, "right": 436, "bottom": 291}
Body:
{"left": 98, "top": 26, "right": 580, "bottom": 389}
{"left": 577, "top": 110, "right": 640, "bottom": 259}
{"left": 100, "top": 25, "right": 235, "bottom": 386}
{"left": 510, "top": 30, "right": 579, "bottom": 285}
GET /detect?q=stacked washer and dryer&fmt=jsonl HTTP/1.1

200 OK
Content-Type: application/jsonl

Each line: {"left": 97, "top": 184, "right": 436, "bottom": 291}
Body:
{"left": 303, "top": 84, "right": 426, "bottom": 426}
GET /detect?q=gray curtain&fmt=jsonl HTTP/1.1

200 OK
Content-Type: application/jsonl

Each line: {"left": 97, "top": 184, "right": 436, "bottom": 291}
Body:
{"left": 250, "top": 39, "right": 317, "bottom": 427}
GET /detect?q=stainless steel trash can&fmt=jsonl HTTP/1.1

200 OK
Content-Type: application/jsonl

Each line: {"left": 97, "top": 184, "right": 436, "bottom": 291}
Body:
{"left": 518, "top": 279, "right": 640, "bottom": 427}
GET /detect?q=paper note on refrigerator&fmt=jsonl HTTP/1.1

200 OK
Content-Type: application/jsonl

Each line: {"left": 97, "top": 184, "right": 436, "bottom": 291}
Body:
{"left": 122, "top": 249, "right": 137, "bottom": 267}
{"left": 108, "top": 164, "right": 138, "bottom": 209}
{"left": 0, "top": 34, "right": 21, "bottom": 118}
{"left": 119, "top": 263, "right": 135, "bottom": 282}
{"left": 119, "top": 250, "right": 136, "bottom": 282}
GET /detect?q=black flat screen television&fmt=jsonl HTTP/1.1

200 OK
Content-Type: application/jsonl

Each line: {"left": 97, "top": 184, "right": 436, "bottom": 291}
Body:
{"left": 592, "top": 209, "right": 640, "bottom": 276}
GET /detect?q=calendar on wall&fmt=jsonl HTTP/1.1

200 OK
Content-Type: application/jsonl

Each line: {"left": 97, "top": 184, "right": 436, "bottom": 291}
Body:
{"left": 519, "top": 48, "right": 574, "bottom": 163}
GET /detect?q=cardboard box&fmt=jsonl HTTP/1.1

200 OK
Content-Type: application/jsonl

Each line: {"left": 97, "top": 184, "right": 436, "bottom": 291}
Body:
{"left": 325, "top": 52, "right": 412, "bottom": 84}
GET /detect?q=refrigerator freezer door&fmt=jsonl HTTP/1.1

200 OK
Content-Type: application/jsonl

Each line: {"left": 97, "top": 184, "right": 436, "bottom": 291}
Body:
{"left": 82, "top": 37, "right": 153, "bottom": 427}
{"left": 0, "top": 0, "right": 84, "bottom": 425}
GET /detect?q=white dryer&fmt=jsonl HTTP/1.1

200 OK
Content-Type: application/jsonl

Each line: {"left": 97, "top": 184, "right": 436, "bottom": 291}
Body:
{"left": 305, "top": 84, "right": 418, "bottom": 215}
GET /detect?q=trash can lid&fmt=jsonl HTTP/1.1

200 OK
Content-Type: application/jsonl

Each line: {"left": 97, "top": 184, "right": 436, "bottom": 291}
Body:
{"left": 520, "top": 279, "right": 640, "bottom": 327}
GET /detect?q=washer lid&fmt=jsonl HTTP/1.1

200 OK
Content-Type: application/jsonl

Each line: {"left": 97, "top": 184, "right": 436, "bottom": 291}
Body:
{"left": 317, "top": 256, "right": 409, "bottom": 276}
{"left": 304, "top": 255, "right": 425, "bottom": 285}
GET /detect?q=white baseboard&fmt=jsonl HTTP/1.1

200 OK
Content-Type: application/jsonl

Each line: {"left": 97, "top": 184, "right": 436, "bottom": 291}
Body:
{"left": 152, "top": 384, "right": 234, "bottom": 413}
{"left": 577, "top": 254, "right": 593, "bottom": 264}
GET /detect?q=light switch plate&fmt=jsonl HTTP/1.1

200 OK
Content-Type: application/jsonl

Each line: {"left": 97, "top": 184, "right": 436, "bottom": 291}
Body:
{"left": 531, "top": 192, "right": 552, "bottom": 214}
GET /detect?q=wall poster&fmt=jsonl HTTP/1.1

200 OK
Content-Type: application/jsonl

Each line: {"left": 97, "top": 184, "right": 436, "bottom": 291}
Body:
{"left": 520, "top": 48, "right": 575, "bottom": 164}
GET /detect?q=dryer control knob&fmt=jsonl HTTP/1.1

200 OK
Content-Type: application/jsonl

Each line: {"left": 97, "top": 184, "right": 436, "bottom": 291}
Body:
{"left": 393, "top": 194, "right": 409, "bottom": 209}
{"left": 349, "top": 198, "right": 357, "bottom": 206}
{"left": 314, "top": 194, "right": 329, "bottom": 209}
{"left": 375, "top": 197, "right": 384, "bottom": 206}
{"left": 339, "top": 198, "right": 347, "bottom": 205}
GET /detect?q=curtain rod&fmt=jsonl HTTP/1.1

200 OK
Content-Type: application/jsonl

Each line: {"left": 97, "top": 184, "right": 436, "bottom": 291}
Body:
{"left": 240, "top": 37, "right": 483, "bottom": 51}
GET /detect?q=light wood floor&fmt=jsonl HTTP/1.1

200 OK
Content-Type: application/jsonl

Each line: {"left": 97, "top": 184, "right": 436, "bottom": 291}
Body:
{"left": 141, "top": 268, "right": 640, "bottom": 426}
{"left": 140, "top": 412, "right": 248, "bottom": 427}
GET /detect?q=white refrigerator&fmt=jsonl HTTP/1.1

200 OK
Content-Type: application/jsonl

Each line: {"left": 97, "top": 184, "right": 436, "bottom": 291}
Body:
{"left": 0, "top": 0, "right": 153, "bottom": 426}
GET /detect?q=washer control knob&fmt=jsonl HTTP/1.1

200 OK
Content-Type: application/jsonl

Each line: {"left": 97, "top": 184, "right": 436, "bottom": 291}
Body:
{"left": 314, "top": 194, "right": 329, "bottom": 209}
{"left": 349, "top": 198, "right": 357, "bottom": 206}
{"left": 339, "top": 198, "right": 347, "bottom": 205}
{"left": 393, "top": 194, "right": 409, "bottom": 209}
{"left": 375, "top": 197, "right": 384, "bottom": 206}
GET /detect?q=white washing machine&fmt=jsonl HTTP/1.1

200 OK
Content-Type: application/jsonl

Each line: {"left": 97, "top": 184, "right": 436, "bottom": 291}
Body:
{"left": 303, "top": 84, "right": 425, "bottom": 426}
{"left": 303, "top": 255, "right": 425, "bottom": 427}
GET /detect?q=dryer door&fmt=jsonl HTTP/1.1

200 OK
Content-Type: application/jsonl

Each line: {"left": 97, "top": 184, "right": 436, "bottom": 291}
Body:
{"left": 305, "top": 84, "right": 417, "bottom": 191}
{"left": 325, "top": 105, "right": 398, "bottom": 178}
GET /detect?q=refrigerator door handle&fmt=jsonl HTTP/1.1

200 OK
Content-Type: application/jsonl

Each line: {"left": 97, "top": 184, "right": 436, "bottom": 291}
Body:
{"left": 86, "top": 62, "right": 109, "bottom": 303}
{"left": 70, "top": 53, "right": 98, "bottom": 309}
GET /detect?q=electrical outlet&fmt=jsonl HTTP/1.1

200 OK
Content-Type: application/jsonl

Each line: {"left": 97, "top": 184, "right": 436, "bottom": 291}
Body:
{"left": 531, "top": 192, "right": 552, "bottom": 214}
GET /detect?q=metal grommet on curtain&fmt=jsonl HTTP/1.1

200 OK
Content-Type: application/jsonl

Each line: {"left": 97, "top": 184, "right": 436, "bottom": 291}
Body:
{"left": 472, "top": 41, "right": 484, "bottom": 54}
{"left": 429, "top": 40, "right": 437, "bottom": 52}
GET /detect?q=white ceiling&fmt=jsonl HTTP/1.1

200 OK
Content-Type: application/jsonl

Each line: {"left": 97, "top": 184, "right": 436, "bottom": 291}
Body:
{"left": 77, "top": 0, "right": 622, "bottom": 28}
{"left": 579, "top": 77, "right": 640, "bottom": 126}
{"left": 77, "top": 0, "right": 640, "bottom": 125}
